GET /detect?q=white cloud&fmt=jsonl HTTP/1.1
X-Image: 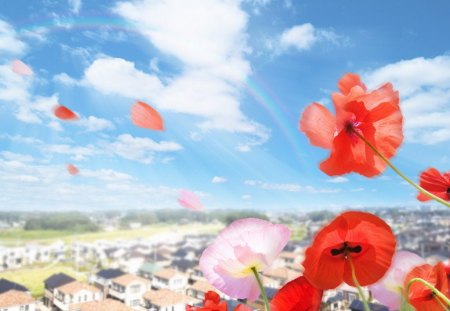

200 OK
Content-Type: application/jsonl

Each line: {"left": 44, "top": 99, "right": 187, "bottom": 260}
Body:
{"left": 1, "top": 151, "right": 34, "bottom": 162}
{"left": 245, "top": 179, "right": 341, "bottom": 193}
{"left": 80, "top": 168, "right": 133, "bottom": 182}
{"left": 106, "top": 134, "right": 182, "bottom": 164}
{"left": 364, "top": 55, "right": 450, "bottom": 144}
{"left": 242, "top": 194, "right": 252, "bottom": 200}
{"left": 68, "top": 0, "right": 82, "bottom": 14}
{"left": 77, "top": 116, "right": 115, "bottom": 132}
{"left": 54, "top": 72, "right": 80, "bottom": 86}
{"left": 326, "top": 176, "right": 349, "bottom": 183}
{"left": 45, "top": 144, "right": 97, "bottom": 161}
{"left": 275, "top": 23, "right": 344, "bottom": 53}
{"left": 212, "top": 176, "right": 227, "bottom": 183}
{"left": 0, "top": 157, "right": 183, "bottom": 210}
{"left": 84, "top": 57, "right": 163, "bottom": 101}
{"left": 0, "top": 19, "right": 26, "bottom": 55}
{"left": 280, "top": 23, "right": 317, "bottom": 51}
{"left": 84, "top": 0, "right": 270, "bottom": 151}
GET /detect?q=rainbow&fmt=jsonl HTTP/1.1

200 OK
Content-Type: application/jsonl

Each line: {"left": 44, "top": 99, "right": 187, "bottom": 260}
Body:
{"left": 246, "top": 75, "right": 304, "bottom": 163}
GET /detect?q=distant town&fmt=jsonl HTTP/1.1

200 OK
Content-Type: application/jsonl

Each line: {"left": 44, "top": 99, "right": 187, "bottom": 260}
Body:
{"left": 0, "top": 207, "right": 448, "bottom": 310}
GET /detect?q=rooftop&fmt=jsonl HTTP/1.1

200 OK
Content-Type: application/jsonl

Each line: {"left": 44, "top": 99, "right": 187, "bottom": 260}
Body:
{"left": 0, "top": 279, "right": 28, "bottom": 294}
{"left": 80, "top": 299, "right": 133, "bottom": 311}
{"left": 112, "top": 273, "right": 150, "bottom": 286}
{"left": 0, "top": 290, "right": 34, "bottom": 308}
{"left": 144, "top": 289, "right": 194, "bottom": 307}
{"left": 96, "top": 268, "right": 125, "bottom": 279}
{"left": 58, "top": 281, "right": 100, "bottom": 295}
{"left": 44, "top": 273, "right": 76, "bottom": 290}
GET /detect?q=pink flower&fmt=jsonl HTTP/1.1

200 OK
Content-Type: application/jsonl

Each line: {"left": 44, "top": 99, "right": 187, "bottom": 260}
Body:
{"left": 369, "top": 251, "right": 425, "bottom": 310}
{"left": 199, "top": 218, "right": 291, "bottom": 301}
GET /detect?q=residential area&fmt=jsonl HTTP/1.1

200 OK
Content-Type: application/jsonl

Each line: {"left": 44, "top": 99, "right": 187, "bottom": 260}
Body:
{"left": 0, "top": 208, "right": 448, "bottom": 310}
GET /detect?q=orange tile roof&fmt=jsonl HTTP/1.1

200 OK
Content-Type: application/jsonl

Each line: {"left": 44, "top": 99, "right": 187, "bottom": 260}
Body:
{"left": 154, "top": 268, "right": 184, "bottom": 280}
{"left": 112, "top": 273, "right": 150, "bottom": 286}
{"left": 0, "top": 290, "right": 35, "bottom": 308}
{"left": 80, "top": 299, "right": 133, "bottom": 311}
{"left": 188, "top": 281, "right": 216, "bottom": 293}
{"left": 144, "top": 289, "right": 194, "bottom": 307}
{"left": 58, "top": 281, "right": 100, "bottom": 295}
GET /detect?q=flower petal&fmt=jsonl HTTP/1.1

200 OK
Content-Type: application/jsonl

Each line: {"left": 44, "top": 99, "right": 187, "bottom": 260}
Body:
{"left": 300, "top": 103, "right": 335, "bottom": 149}
{"left": 131, "top": 101, "right": 164, "bottom": 131}
{"left": 337, "top": 73, "right": 366, "bottom": 96}
{"left": 11, "top": 60, "right": 33, "bottom": 76}
{"left": 417, "top": 168, "right": 450, "bottom": 202}
{"left": 271, "top": 277, "right": 323, "bottom": 311}
{"left": 67, "top": 164, "right": 79, "bottom": 175}
{"left": 54, "top": 105, "right": 78, "bottom": 121}
{"left": 178, "top": 189, "right": 204, "bottom": 212}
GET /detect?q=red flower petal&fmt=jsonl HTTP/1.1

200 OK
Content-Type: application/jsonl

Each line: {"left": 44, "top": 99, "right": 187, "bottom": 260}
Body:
{"left": 131, "top": 101, "right": 164, "bottom": 130}
{"left": 303, "top": 211, "right": 396, "bottom": 289}
{"left": 67, "top": 164, "right": 79, "bottom": 175}
{"left": 271, "top": 276, "right": 323, "bottom": 311}
{"left": 54, "top": 105, "right": 78, "bottom": 121}
{"left": 234, "top": 304, "right": 252, "bottom": 311}
{"left": 405, "top": 262, "right": 449, "bottom": 311}
{"left": 337, "top": 73, "right": 366, "bottom": 96}
{"left": 417, "top": 168, "right": 450, "bottom": 202}
{"left": 300, "top": 103, "right": 335, "bottom": 149}
{"left": 204, "top": 291, "right": 221, "bottom": 305}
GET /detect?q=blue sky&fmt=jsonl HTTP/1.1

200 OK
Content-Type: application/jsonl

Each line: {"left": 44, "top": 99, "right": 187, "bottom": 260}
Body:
{"left": 0, "top": 0, "right": 449, "bottom": 211}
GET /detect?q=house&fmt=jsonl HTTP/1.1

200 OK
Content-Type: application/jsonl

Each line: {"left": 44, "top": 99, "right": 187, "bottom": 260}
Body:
{"left": 189, "top": 266, "right": 204, "bottom": 283}
{"left": 138, "top": 262, "right": 164, "bottom": 280}
{"left": 170, "top": 259, "right": 197, "bottom": 273}
{"left": 144, "top": 289, "right": 197, "bottom": 311}
{"left": 152, "top": 269, "right": 188, "bottom": 293}
{"left": 43, "top": 273, "right": 76, "bottom": 309}
{"left": 80, "top": 298, "right": 132, "bottom": 311}
{"left": 0, "top": 290, "right": 36, "bottom": 311}
{"left": 349, "top": 300, "right": 389, "bottom": 311}
{"left": 186, "top": 281, "right": 217, "bottom": 301}
{"left": 0, "top": 279, "right": 29, "bottom": 294}
{"left": 109, "top": 273, "right": 151, "bottom": 308}
{"left": 52, "top": 281, "right": 102, "bottom": 311}
{"left": 91, "top": 268, "right": 125, "bottom": 297}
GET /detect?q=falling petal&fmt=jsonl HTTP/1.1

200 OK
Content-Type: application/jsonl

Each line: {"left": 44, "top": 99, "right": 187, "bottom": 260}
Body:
{"left": 11, "top": 60, "right": 33, "bottom": 76}
{"left": 178, "top": 189, "right": 203, "bottom": 211}
{"left": 67, "top": 164, "right": 79, "bottom": 175}
{"left": 54, "top": 105, "right": 78, "bottom": 121}
{"left": 131, "top": 101, "right": 164, "bottom": 130}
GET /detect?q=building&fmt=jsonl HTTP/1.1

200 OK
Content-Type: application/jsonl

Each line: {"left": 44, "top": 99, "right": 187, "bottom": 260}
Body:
{"left": 80, "top": 298, "right": 132, "bottom": 311}
{"left": 43, "top": 273, "right": 76, "bottom": 309}
{"left": 0, "top": 279, "right": 29, "bottom": 294}
{"left": 152, "top": 268, "right": 188, "bottom": 293}
{"left": 109, "top": 273, "right": 151, "bottom": 308}
{"left": 52, "top": 281, "right": 102, "bottom": 311}
{"left": 0, "top": 290, "right": 36, "bottom": 311}
{"left": 91, "top": 268, "right": 125, "bottom": 297}
{"left": 144, "top": 289, "right": 196, "bottom": 311}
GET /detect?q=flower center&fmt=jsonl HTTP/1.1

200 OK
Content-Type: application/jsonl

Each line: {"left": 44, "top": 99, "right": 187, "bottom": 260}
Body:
{"left": 330, "top": 242, "right": 362, "bottom": 257}
{"left": 447, "top": 187, "right": 450, "bottom": 198}
{"left": 344, "top": 119, "right": 362, "bottom": 141}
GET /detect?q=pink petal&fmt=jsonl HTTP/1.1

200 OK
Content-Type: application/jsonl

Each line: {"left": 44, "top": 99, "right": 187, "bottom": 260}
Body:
{"left": 178, "top": 189, "right": 203, "bottom": 211}
{"left": 369, "top": 251, "right": 425, "bottom": 310}
{"left": 199, "top": 218, "right": 290, "bottom": 301}
{"left": 11, "top": 60, "right": 33, "bottom": 76}
{"left": 337, "top": 73, "right": 366, "bottom": 95}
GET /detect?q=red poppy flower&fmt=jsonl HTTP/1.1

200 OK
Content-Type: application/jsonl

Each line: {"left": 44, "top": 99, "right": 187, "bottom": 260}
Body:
{"left": 302, "top": 211, "right": 396, "bottom": 289}
{"left": 186, "top": 291, "right": 248, "bottom": 311}
{"left": 271, "top": 276, "right": 323, "bottom": 311}
{"left": 417, "top": 168, "right": 450, "bottom": 202}
{"left": 299, "top": 73, "right": 403, "bottom": 177}
{"left": 405, "top": 262, "right": 449, "bottom": 311}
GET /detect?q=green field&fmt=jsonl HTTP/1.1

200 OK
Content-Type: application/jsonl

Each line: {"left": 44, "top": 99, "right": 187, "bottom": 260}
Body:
{"left": 0, "top": 263, "right": 86, "bottom": 298}
{"left": 0, "top": 223, "right": 223, "bottom": 246}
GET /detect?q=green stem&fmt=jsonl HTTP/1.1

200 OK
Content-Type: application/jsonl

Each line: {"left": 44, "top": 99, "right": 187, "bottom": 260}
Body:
{"left": 251, "top": 267, "right": 270, "bottom": 311}
{"left": 348, "top": 258, "right": 371, "bottom": 311}
{"left": 406, "top": 278, "right": 450, "bottom": 309}
{"left": 353, "top": 130, "right": 450, "bottom": 208}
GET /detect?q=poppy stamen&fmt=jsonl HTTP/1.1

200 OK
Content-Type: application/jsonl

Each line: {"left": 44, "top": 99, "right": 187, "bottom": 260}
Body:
{"left": 330, "top": 242, "right": 362, "bottom": 257}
